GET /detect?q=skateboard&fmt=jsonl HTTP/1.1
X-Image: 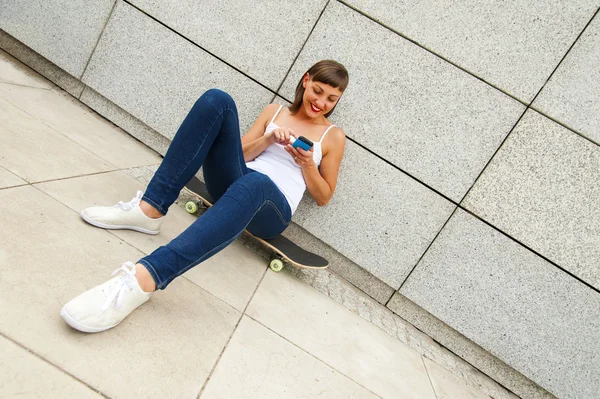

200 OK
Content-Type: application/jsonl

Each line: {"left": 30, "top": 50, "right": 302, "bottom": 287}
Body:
{"left": 183, "top": 176, "right": 329, "bottom": 272}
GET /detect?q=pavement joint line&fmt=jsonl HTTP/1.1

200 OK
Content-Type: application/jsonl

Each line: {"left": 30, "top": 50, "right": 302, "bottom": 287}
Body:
{"left": 243, "top": 312, "right": 385, "bottom": 399}
{"left": 0, "top": 183, "right": 29, "bottom": 191}
{"left": 0, "top": 331, "right": 110, "bottom": 398}
{"left": 29, "top": 169, "right": 120, "bottom": 186}
{"left": 457, "top": 106, "right": 528, "bottom": 205}
{"left": 0, "top": 79, "right": 51, "bottom": 90}
{"left": 335, "top": 0, "right": 529, "bottom": 106}
{"left": 394, "top": 206, "right": 459, "bottom": 297}
{"left": 527, "top": 6, "right": 600, "bottom": 107}
{"left": 196, "top": 266, "right": 270, "bottom": 398}
{"left": 459, "top": 206, "right": 600, "bottom": 296}
{"left": 272, "top": 0, "right": 331, "bottom": 95}
{"left": 120, "top": 0, "right": 280, "bottom": 96}
{"left": 529, "top": 104, "right": 600, "bottom": 148}
{"left": 421, "top": 356, "right": 440, "bottom": 399}
{"left": 79, "top": 0, "right": 118, "bottom": 82}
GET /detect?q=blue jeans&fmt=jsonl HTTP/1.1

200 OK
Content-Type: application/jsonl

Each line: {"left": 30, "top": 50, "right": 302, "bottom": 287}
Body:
{"left": 138, "top": 89, "right": 291, "bottom": 289}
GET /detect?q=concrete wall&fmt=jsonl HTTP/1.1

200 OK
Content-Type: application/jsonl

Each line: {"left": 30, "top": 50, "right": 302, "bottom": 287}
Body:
{"left": 2, "top": 1, "right": 600, "bottom": 398}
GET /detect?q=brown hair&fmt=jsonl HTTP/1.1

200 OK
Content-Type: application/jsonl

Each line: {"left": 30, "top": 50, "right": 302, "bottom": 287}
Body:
{"left": 289, "top": 60, "right": 349, "bottom": 118}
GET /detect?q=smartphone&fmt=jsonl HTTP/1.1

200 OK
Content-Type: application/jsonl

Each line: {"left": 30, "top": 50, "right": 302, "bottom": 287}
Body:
{"left": 292, "top": 136, "right": 314, "bottom": 151}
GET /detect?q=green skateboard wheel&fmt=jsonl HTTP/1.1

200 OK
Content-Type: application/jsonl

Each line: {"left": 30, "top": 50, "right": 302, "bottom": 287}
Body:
{"left": 185, "top": 201, "right": 198, "bottom": 213}
{"left": 269, "top": 258, "right": 284, "bottom": 272}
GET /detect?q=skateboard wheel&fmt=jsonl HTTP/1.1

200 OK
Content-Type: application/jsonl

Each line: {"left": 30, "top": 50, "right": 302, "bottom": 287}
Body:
{"left": 269, "top": 258, "right": 284, "bottom": 272}
{"left": 185, "top": 201, "right": 198, "bottom": 214}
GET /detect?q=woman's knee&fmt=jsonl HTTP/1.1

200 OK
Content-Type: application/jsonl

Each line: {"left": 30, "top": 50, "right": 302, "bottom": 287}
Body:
{"left": 197, "top": 88, "right": 235, "bottom": 110}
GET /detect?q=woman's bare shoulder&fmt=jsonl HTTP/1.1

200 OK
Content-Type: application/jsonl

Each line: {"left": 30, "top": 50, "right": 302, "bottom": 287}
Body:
{"left": 257, "top": 103, "right": 285, "bottom": 129}
{"left": 327, "top": 126, "right": 346, "bottom": 141}
{"left": 264, "top": 103, "right": 283, "bottom": 118}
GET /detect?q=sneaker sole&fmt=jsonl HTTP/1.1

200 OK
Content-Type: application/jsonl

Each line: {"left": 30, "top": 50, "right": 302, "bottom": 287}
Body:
{"left": 60, "top": 307, "right": 118, "bottom": 333}
{"left": 80, "top": 211, "right": 160, "bottom": 235}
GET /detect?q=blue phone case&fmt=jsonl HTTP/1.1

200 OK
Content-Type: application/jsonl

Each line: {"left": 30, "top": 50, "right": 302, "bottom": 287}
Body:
{"left": 292, "top": 137, "right": 313, "bottom": 151}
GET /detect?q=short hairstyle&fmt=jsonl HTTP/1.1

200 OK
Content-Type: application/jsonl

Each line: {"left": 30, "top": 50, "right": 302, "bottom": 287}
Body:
{"left": 289, "top": 60, "right": 349, "bottom": 118}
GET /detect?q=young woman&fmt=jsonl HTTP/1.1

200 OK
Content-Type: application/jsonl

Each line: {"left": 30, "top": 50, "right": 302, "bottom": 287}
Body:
{"left": 61, "top": 60, "right": 349, "bottom": 333}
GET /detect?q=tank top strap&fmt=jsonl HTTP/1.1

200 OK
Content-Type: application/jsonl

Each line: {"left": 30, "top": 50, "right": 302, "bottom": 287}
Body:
{"left": 318, "top": 124, "right": 336, "bottom": 143}
{"left": 269, "top": 105, "right": 284, "bottom": 124}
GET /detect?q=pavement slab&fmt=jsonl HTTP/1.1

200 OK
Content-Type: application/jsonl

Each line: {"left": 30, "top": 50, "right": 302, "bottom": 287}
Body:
{"left": 200, "top": 316, "right": 379, "bottom": 399}
{"left": 0, "top": 81, "right": 161, "bottom": 169}
{"left": 0, "top": 96, "right": 114, "bottom": 183}
{"left": 247, "top": 270, "right": 438, "bottom": 399}
{"left": 0, "top": 336, "right": 102, "bottom": 399}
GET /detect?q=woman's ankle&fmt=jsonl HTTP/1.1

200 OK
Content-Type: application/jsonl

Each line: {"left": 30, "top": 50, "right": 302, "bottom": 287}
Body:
{"left": 140, "top": 200, "right": 164, "bottom": 219}
{"left": 135, "top": 263, "right": 157, "bottom": 292}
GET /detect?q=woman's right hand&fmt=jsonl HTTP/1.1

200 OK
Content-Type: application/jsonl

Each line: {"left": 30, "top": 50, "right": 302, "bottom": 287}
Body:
{"left": 268, "top": 127, "right": 296, "bottom": 145}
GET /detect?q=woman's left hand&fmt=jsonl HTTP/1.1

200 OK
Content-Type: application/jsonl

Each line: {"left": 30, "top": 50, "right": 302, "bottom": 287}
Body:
{"left": 285, "top": 144, "right": 315, "bottom": 169}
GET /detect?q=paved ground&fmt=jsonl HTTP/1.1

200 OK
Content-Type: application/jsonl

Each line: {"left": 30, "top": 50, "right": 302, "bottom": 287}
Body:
{"left": 0, "top": 50, "right": 492, "bottom": 399}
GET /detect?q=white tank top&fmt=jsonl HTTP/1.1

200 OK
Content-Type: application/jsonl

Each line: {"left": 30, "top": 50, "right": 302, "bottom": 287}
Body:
{"left": 246, "top": 105, "right": 336, "bottom": 214}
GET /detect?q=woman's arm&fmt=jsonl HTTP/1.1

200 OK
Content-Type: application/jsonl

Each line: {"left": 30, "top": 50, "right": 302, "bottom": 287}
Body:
{"left": 242, "top": 104, "right": 294, "bottom": 162}
{"left": 285, "top": 127, "right": 346, "bottom": 206}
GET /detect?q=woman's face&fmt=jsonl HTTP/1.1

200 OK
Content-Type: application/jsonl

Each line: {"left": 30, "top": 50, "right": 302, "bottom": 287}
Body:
{"left": 302, "top": 74, "right": 343, "bottom": 118}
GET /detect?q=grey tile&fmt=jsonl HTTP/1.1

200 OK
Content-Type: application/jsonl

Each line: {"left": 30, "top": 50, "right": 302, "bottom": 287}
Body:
{"left": 533, "top": 13, "right": 600, "bottom": 145}
{"left": 0, "top": 49, "right": 52, "bottom": 89}
{"left": 0, "top": 31, "right": 85, "bottom": 97}
{"left": 293, "top": 140, "right": 455, "bottom": 288}
{"left": 81, "top": 1, "right": 272, "bottom": 142}
{"left": 344, "top": 0, "right": 599, "bottom": 102}
{"left": 389, "top": 294, "right": 555, "bottom": 399}
{"left": 463, "top": 110, "right": 600, "bottom": 290}
{"left": 130, "top": 0, "right": 328, "bottom": 90}
{"left": 81, "top": 87, "right": 172, "bottom": 156}
{"left": 0, "top": 336, "right": 103, "bottom": 399}
{"left": 0, "top": 185, "right": 240, "bottom": 399}
{"left": 399, "top": 209, "right": 600, "bottom": 399}
{"left": 0, "top": 97, "right": 114, "bottom": 182}
{"left": 0, "top": 83, "right": 162, "bottom": 169}
{"left": 247, "top": 270, "right": 437, "bottom": 399}
{"left": 0, "top": 0, "right": 116, "bottom": 78}
{"left": 201, "top": 316, "right": 379, "bottom": 399}
{"left": 279, "top": 1, "right": 524, "bottom": 202}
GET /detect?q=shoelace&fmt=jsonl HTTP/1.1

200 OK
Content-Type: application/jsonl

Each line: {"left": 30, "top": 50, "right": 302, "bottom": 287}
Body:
{"left": 101, "top": 261, "right": 137, "bottom": 313}
{"left": 115, "top": 191, "right": 143, "bottom": 211}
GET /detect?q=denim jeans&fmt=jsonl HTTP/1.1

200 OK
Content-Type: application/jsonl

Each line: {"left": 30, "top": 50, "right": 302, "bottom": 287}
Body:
{"left": 138, "top": 89, "right": 291, "bottom": 289}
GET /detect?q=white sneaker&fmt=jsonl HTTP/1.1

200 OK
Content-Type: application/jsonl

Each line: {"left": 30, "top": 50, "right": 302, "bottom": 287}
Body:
{"left": 80, "top": 191, "right": 163, "bottom": 235}
{"left": 60, "top": 262, "right": 151, "bottom": 333}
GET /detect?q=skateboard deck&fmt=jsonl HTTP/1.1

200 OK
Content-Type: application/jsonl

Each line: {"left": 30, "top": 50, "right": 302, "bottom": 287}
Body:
{"left": 184, "top": 176, "right": 329, "bottom": 272}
